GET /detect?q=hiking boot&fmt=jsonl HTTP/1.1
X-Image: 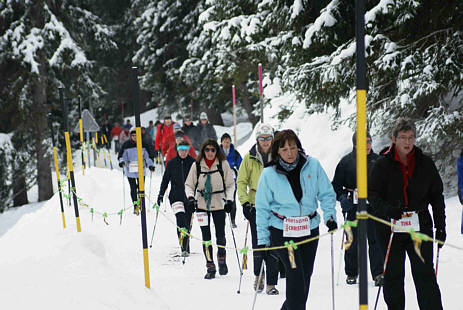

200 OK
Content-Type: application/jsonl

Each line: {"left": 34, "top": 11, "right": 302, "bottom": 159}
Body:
{"left": 374, "top": 274, "right": 384, "bottom": 287}
{"left": 346, "top": 275, "right": 357, "bottom": 285}
{"left": 218, "top": 254, "right": 228, "bottom": 275}
{"left": 254, "top": 272, "right": 265, "bottom": 292}
{"left": 231, "top": 221, "right": 237, "bottom": 229}
{"left": 204, "top": 263, "right": 216, "bottom": 279}
{"left": 133, "top": 206, "right": 140, "bottom": 215}
{"left": 266, "top": 285, "right": 279, "bottom": 295}
{"left": 181, "top": 251, "right": 189, "bottom": 257}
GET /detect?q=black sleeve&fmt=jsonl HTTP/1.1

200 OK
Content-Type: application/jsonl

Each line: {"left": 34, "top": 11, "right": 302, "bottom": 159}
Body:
{"left": 427, "top": 159, "right": 446, "bottom": 231}
{"left": 368, "top": 159, "right": 392, "bottom": 218}
{"left": 159, "top": 161, "right": 172, "bottom": 197}
{"left": 331, "top": 159, "right": 347, "bottom": 201}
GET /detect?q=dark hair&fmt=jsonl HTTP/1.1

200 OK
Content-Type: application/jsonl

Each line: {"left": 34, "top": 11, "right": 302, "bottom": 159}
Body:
{"left": 178, "top": 140, "right": 189, "bottom": 147}
{"left": 352, "top": 131, "right": 371, "bottom": 146}
{"left": 184, "top": 114, "right": 191, "bottom": 120}
{"left": 392, "top": 118, "right": 416, "bottom": 138}
{"left": 174, "top": 130, "right": 185, "bottom": 139}
{"left": 221, "top": 133, "right": 232, "bottom": 142}
{"left": 196, "top": 139, "right": 225, "bottom": 163}
{"left": 270, "top": 129, "right": 303, "bottom": 161}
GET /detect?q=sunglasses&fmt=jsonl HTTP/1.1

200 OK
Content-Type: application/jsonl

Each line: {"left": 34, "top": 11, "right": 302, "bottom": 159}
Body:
{"left": 257, "top": 136, "right": 273, "bottom": 141}
{"left": 204, "top": 147, "right": 217, "bottom": 153}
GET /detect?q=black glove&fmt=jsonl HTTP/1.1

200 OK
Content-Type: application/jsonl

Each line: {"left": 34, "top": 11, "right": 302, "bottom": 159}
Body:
{"left": 326, "top": 218, "right": 338, "bottom": 232}
{"left": 154, "top": 150, "right": 159, "bottom": 157}
{"left": 119, "top": 162, "right": 125, "bottom": 168}
{"left": 157, "top": 195, "right": 163, "bottom": 206}
{"left": 188, "top": 197, "right": 197, "bottom": 212}
{"left": 242, "top": 202, "right": 252, "bottom": 220}
{"left": 149, "top": 166, "right": 155, "bottom": 172}
{"left": 224, "top": 200, "right": 233, "bottom": 213}
{"left": 386, "top": 204, "right": 403, "bottom": 221}
{"left": 435, "top": 229, "right": 446, "bottom": 249}
{"left": 340, "top": 194, "right": 354, "bottom": 213}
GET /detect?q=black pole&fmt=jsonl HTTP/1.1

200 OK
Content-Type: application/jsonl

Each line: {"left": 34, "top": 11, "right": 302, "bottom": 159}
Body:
{"left": 355, "top": 0, "right": 368, "bottom": 309}
{"left": 132, "top": 66, "right": 151, "bottom": 288}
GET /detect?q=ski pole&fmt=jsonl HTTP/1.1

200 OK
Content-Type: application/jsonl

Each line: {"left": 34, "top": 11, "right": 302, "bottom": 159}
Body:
{"left": 122, "top": 169, "right": 126, "bottom": 210}
{"left": 435, "top": 247, "right": 440, "bottom": 277}
{"left": 182, "top": 213, "right": 195, "bottom": 265}
{"left": 228, "top": 214, "right": 242, "bottom": 289}
{"left": 149, "top": 202, "right": 160, "bottom": 248}
{"left": 238, "top": 220, "right": 250, "bottom": 294}
{"left": 148, "top": 171, "right": 153, "bottom": 204}
{"left": 374, "top": 228, "right": 395, "bottom": 310}
{"left": 252, "top": 259, "right": 265, "bottom": 310}
{"left": 330, "top": 233, "right": 335, "bottom": 310}
{"left": 336, "top": 228, "right": 345, "bottom": 286}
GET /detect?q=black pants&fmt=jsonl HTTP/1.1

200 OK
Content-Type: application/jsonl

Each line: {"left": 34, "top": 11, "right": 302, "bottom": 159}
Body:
{"left": 271, "top": 227, "right": 319, "bottom": 310}
{"left": 198, "top": 210, "right": 226, "bottom": 263}
{"left": 376, "top": 224, "right": 443, "bottom": 310}
{"left": 344, "top": 210, "right": 384, "bottom": 278}
{"left": 250, "top": 214, "right": 279, "bottom": 285}
{"left": 171, "top": 200, "right": 193, "bottom": 252}
{"left": 127, "top": 177, "right": 139, "bottom": 203}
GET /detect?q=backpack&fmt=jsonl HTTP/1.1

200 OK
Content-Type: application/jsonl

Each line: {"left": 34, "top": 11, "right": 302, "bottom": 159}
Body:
{"left": 194, "top": 161, "right": 226, "bottom": 197}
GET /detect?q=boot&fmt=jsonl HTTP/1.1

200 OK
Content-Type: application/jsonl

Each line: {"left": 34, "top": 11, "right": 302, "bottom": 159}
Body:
{"left": 254, "top": 271, "right": 265, "bottom": 292}
{"left": 266, "top": 285, "right": 279, "bottom": 295}
{"left": 218, "top": 254, "right": 228, "bottom": 275}
{"left": 133, "top": 205, "right": 139, "bottom": 215}
{"left": 374, "top": 274, "right": 384, "bottom": 287}
{"left": 204, "top": 262, "right": 216, "bottom": 279}
{"left": 231, "top": 220, "right": 237, "bottom": 228}
{"left": 346, "top": 275, "right": 357, "bottom": 285}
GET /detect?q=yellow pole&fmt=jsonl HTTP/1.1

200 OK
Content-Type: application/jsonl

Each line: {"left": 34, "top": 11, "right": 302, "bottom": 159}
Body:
{"left": 65, "top": 132, "right": 81, "bottom": 232}
{"left": 53, "top": 147, "right": 66, "bottom": 228}
{"left": 101, "top": 136, "right": 107, "bottom": 168}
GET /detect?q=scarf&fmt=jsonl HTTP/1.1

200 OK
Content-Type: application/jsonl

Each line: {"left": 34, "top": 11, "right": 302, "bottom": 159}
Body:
{"left": 278, "top": 153, "right": 300, "bottom": 172}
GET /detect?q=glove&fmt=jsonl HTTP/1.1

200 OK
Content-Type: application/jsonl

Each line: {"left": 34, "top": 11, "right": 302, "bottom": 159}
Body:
{"left": 326, "top": 218, "right": 338, "bottom": 232}
{"left": 224, "top": 200, "right": 233, "bottom": 213}
{"left": 188, "top": 197, "right": 197, "bottom": 212}
{"left": 386, "top": 204, "right": 403, "bottom": 221}
{"left": 435, "top": 229, "right": 446, "bottom": 249}
{"left": 119, "top": 162, "right": 125, "bottom": 168}
{"left": 149, "top": 166, "right": 155, "bottom": 172}
{"left": 242, "top": 202, "right": 252, "bottom": 220}
{"left": 157, "top": 195, "right": 163, "bottom": 206}
{"left": 340, "top": 194, "right": 354, "bottom": 213}
{"left": 154, "top": 150, "right": 159, "bottom": 158}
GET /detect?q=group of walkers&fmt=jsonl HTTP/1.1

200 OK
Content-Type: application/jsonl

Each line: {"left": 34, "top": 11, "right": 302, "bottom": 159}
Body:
{"left": 117, "top": 114, "right": 450, "bottom": 310}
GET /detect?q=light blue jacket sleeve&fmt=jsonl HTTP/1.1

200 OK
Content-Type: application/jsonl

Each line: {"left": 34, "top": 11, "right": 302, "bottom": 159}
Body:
{"left": 255, "top": 169, "right": 273, "bottom": 246}
{"left": 315, "top": 159, "right": 337, "bottom": 224}
{"left": 143, "top": 148, "right": 154, "bottom": 167}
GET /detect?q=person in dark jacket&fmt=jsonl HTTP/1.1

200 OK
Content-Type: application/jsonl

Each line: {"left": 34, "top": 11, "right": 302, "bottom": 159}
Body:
{"left": 369, "top": 118, "right": 445, "bottom": 310}
{"left": 332, "top": 132, "right": 384, "bottom": 286}
{"left": 220, "top": 133, "right": 242, "bottom": 228}
{"left": 197, "top": 112, "right": 217, "bottom": 144}
{"left": 141, "top": 127, "right": 155, "bottom": 161}
{"left": 157, "top": 141, "right": 196, "bottom": 256}
{"left": 182, "top": 114, "right": 200, "bottom": 151}
{"left": 458, "top": 149, "right": 463, "bottom": 234}
{"left": 118, "top": 129, "right": 155, "bottom": 215}
{"left": 101, "top": 120, "right": 112, "bottom": 150}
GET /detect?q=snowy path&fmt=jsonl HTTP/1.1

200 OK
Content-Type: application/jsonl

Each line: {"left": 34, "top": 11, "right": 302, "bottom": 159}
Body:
{"left": 1, "top": 165, "right": 462, "bottom": 310}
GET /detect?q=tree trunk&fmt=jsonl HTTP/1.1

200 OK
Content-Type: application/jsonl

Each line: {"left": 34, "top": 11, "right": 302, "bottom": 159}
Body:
{"left": 239, "top": 83, "right": 259, "bottom": 126}
{"left": 206, "top": 106, "right": 224, "bottom": 126}
{"left": 13, "top": 171, "right": 28, "bottom": 207}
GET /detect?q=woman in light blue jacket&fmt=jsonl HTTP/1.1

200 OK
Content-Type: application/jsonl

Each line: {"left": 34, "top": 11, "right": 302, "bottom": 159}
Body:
{"left": 255, "top": 129, "right": 337, "bottom": 310}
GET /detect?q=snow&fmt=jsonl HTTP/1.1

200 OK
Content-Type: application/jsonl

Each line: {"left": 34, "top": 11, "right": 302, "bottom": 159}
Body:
{"left": 303, "top": 0, "right": 338, "bottom": 49}
{"left": 1, "top": 102, "right": 462, "bottom": 309}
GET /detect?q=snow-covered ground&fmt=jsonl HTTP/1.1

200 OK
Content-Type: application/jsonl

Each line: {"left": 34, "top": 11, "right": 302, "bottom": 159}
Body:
{"left": 3, "top": 95, "right": 463, "bottom": 309}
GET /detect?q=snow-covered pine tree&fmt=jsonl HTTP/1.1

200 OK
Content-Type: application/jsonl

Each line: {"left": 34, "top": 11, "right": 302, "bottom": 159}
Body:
{"left": 0, "top": 0, "right": 117, "bottom": 203}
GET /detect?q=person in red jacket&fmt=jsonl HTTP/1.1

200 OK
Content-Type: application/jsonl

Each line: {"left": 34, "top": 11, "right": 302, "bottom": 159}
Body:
{"left": 154, "top": 115, "right": 174, "bottom": 157}
{"left": 165, "top": 130, "right": 196, "bottom": 164}
{"left": 110, "top": 122, "right": 123, "bottom": 152}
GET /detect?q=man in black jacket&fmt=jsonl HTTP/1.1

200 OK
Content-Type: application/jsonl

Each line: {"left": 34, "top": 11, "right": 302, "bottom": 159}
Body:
{"left": 182, "top": 114, "right": 200, "bottom": 151}
{"left": 157, "top": 141, "right": 196, "bottom": 256}
{"left": 197, "top": 112, "right": 217, "bottom": 144}
{"left": 332, "top": 132, "right": 384, "bottom": 286}
{"left": 369, "top": 118, "right": 445, "bottom": 310}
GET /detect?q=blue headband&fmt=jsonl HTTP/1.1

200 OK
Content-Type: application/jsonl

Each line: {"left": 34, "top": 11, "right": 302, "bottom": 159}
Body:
{"left": 177, "top": 145, "right": 190, "bottom": 151}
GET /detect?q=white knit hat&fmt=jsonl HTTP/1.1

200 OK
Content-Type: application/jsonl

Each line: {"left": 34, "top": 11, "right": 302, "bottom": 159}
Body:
{"left": 200, "top": 112, "right": 208, "bottom": 120}
{"left": 255, "top": 123, "right": 274, "bottom": 139}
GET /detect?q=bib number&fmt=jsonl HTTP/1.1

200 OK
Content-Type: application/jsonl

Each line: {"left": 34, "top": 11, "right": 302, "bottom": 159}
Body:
{"left": 196, "top": 212, "right": 209, "bottom": 227}
{"left": 129, "top": 161, "right": 138, "bottom": 173}
{"left": 283, "top": 216, "right": 311, "bottom": 238}
{"left": 171, "top": 202, "right": 185, "bottom": 214}
{"left": 392, "top": 212, "right": 420, "bottom": 233}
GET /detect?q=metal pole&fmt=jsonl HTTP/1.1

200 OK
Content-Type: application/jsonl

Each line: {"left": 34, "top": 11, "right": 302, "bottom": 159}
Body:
{"left": 60, "top": 88, "right": 81, "bottom": 232}
{"left": 232, "top": 85, "right": 237, "bottom": 146}
{"left": 132, "top": 66, "right": 151, "bottom": 289}
{"left": 331, "top": 234, "right": 336, "bottom": 310}
{"left": 78, "top": 96, "right": 85, "bottom": 175}
{"left": 258, "top": 64, "right": 264, "bottom": 122}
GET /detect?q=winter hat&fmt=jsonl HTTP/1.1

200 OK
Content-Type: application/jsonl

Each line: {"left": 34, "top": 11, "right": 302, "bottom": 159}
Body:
{"left": 255, "top": 123, "right": 274, "bottom": 139}
{"left": 173, "top": 123, "right": 182, "bottom": 131}
{"left": 221, "top": 133, "right": 232, "bottom": 142}
{"left": 200, "top": 112, "right": 208, "bottom": 120}
{"left": 130, "top": 129, "right": 136, "bottom": 135}
{"left": 175, "top": 130, "right": 185, "bottom": 139}
{"left": 164, "top": 115, "right": 172, "bottom": 120}
{"left": 352, "top": 131, "right": 372, "bottom": 146}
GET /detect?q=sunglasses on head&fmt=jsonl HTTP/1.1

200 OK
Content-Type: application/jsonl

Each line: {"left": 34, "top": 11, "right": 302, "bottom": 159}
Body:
{"left": 257, "top": 136, "right": 272, "bottom": 141}
{"left": 204, "top": 147, "right": 216, "bottom": 153}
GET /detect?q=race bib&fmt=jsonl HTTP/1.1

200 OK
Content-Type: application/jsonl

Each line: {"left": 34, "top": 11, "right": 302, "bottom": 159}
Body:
{"left": 393, "top": 212, "right": 420, "bottom": 233}
{"left": 353, "top": 189, "right": 358, "bottom": 204}
{"left": 114, "top": 136, "right": 119, "bottom": 141}
{"left": 129, "top": 161, "right": 138, "bottom": 173}
{"left": 171, "top": 201, "right": 185, "bottom": 214}
{"left": 283, "top": 216, "right": 311, "bottom": 238}
{"left": 196, "top": 212, "right": 209, "bottom": 227}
